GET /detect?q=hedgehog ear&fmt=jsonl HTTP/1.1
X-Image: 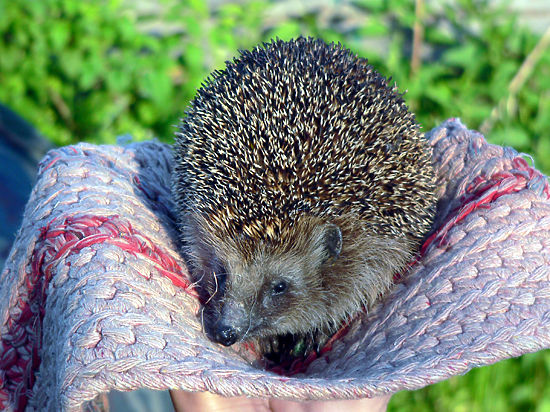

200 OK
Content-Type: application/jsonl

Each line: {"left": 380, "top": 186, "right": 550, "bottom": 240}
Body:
{"left": 323, "top": 224, "right": 342, "bottom": 260}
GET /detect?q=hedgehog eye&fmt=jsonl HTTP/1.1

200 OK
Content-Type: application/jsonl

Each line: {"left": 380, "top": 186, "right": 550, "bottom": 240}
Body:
{"left": 272, "top": 280, "right": 288, "bottom": 296}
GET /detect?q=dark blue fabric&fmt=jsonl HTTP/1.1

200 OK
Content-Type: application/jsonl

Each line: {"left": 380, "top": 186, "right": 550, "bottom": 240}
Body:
{"left": 0, "top": 104, "right": 52, "bottom": 266}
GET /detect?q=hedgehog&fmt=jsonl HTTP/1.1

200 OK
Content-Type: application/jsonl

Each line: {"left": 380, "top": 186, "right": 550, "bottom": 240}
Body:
{"left": 172, "top": 37, "right": 437, "bottom": 357}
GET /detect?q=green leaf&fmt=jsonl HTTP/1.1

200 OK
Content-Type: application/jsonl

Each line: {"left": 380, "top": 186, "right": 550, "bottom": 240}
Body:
{"left": 58, "top": 49, "right": 81, "bottom": 80}
{"left": 443, "top": 43, "right": 480, "bottom": 68}
{"left": 489, "top": 127, "right": 531, "bottom": 148}
{"left": 536, "top": 397, "right": 550, "bottom": 412}
{"left": 137, "top": 101, "right": 157, "bottom": 126}
{"left": 49, "top": 21, "right": 70, "bottom": 50}
{"left": 265, "top": 21, "right": 302, "bottom": 41}
{"left": 183, "top": 43, "right": 203, "bottom": 71}
{"left": 537, "top": 137, "right": 550, "bottom": 174}
{"left": 359, "top": 18, "right": 388, "bottom": 36}
{"left": 0, "top": 47, "right": 24, "bottom": 71}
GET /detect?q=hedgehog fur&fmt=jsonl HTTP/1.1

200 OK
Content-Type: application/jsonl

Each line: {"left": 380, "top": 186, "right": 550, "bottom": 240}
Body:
{"left": 172, "top": 37, "right": 437, "bottom": 354}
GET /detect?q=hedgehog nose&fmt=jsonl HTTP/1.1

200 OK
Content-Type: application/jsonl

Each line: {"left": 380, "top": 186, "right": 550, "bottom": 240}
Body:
{"left": 215, "top": 325, "right": 239, "bottom": 346}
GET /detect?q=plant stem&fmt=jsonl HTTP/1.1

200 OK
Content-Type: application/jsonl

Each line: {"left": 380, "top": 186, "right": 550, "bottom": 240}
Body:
{"left": 411, "top": 0, "right": 424, "bottom": 77}
{"left": 480, "top": 24, "right": 550, "bottom": 135}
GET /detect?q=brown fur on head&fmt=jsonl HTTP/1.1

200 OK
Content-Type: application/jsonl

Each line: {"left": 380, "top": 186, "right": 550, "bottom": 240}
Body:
{"left": 185, "top": 212, "right": 413, "bottom": 346}
{"left": 172, "top": 37, "right": 437, "bottom": 348}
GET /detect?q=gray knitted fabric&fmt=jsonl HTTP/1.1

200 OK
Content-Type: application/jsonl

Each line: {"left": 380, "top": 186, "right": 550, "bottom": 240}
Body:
{"left": 0, "top": 119, "right": 549, "bottom": 411}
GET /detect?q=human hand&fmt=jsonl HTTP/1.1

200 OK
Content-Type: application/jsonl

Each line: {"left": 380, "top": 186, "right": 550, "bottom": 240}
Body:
{"left": 169, "top": 389, "right": 391, "bottom": 412}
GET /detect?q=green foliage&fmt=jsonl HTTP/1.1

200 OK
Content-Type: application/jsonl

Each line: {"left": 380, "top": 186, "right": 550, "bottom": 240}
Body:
{"left": 389, "top": 350, "right": 550, "bottom": 412}
{"left": 1, "top": 1, "right": 549, "bottom": 409}
{"left": 2, "top": 0, "right": 549, "bottom": 173}
{"left": 350, "top": 0, "right": 550, "bottom": 173}
{"left": 0, "top": 0, "right": 265, "bottom": 144}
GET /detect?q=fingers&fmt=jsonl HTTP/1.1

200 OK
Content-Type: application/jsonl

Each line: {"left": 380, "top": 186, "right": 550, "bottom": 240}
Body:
{"left": 170, "top": 390, "right": 271, "bottom": 412}
{"left": 170, "top": 389, "right": 392, "bottom": 412}
{"left": 269, "top": 395, "right": 392, "bottom": 412}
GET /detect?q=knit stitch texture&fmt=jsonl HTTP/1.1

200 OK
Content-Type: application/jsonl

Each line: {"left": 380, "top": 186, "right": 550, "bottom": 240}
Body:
{"left": 0, "top": 119, "right": 549, "bottom": 411}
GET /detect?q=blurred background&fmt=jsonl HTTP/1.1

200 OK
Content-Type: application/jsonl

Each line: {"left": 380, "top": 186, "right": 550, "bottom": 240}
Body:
{"left": 0, "top": 0, "right": 549, "bottom": 410}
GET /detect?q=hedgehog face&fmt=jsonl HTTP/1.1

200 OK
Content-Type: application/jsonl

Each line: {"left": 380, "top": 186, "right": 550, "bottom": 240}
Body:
{"left": 188, "top": 212, "right": 414, "bottom": 347}
{"left": 198, "top": 221, "right": 343, "bottom": 346}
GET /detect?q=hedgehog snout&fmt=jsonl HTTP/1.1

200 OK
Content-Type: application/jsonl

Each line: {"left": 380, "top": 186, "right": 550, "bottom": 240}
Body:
{"left": 214, "top": 324, "right": 239, "bottom": 346}
{"left": 211, "top": 299, "right": 248, "bottom": 346}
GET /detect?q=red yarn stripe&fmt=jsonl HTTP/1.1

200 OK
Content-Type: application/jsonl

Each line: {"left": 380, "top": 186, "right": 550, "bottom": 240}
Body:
{"left": 421, "top": 157, "right": 550, "bottom": 256}
{"left": 0, "top": 215, "right": 195, "bottom": 411}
